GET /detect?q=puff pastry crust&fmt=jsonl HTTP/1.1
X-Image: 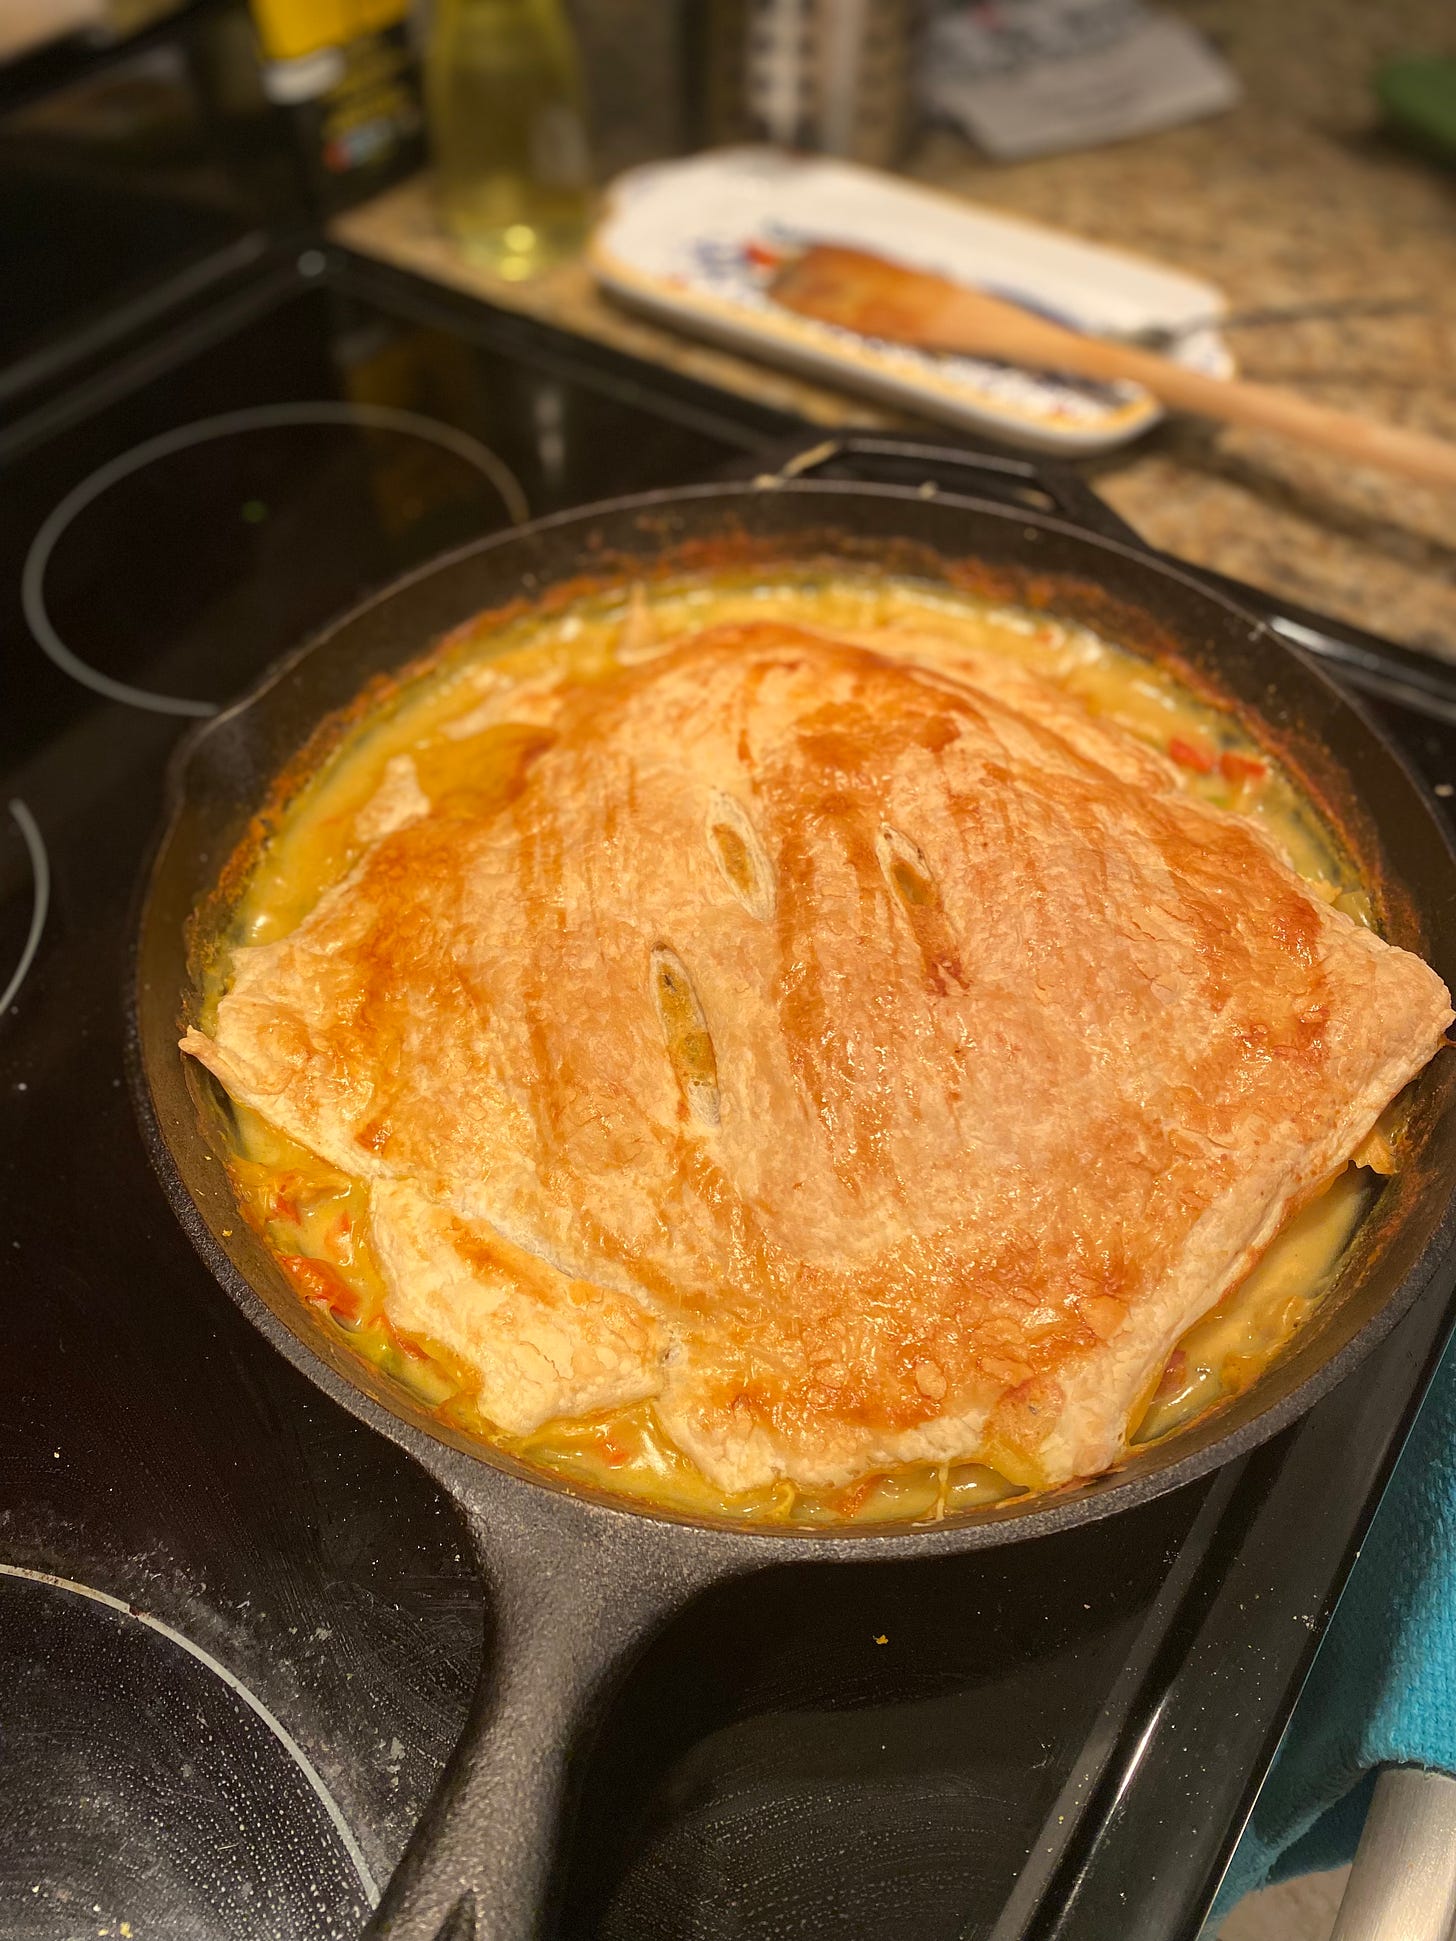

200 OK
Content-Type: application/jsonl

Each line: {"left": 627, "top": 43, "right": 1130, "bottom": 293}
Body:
{"left": 185, "top": 619, "right": 1452, "bottom": 1493}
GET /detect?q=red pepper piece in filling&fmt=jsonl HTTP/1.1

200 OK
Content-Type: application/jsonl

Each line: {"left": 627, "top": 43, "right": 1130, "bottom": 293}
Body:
{"left": 278, "top": 1253, "right": 361, "bottom": 1323}
{"left": 1169, "top": 734, "right": 1217, "bottom": 775}
{"left": 270, "top": 1173, "right": 307, "bottom": 1225}
{"left": 1219, "top": 750, "right": 1268, "bottom": 785}
{"left": 324, "top": 1210, "right": 355, "bottom": 1265}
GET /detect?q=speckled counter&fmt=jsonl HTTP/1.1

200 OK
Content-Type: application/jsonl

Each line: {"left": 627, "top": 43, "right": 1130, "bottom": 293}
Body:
{"left": 334, "top": 0, "right": 1456, "bottom": 656}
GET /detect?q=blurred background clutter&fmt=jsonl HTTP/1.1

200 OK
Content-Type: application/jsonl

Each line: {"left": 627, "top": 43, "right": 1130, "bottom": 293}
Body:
{"left": 3, "top": 0, "right": 1450, "bottom": 650}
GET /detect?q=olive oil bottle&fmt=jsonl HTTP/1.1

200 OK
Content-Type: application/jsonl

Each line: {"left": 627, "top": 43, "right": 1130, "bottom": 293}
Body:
{"left": 426, "top": 0, "right": 591, "bottom": 279}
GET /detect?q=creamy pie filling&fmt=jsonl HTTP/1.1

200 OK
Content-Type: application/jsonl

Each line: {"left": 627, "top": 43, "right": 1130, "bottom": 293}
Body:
{"left": 194, "top": 572, "right": 1425, "bottom": 1525}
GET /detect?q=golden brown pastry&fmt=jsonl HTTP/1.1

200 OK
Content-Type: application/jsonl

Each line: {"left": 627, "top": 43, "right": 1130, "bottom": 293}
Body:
{"left": 184, "top": 618, "right": 1453, "bottom": 1493}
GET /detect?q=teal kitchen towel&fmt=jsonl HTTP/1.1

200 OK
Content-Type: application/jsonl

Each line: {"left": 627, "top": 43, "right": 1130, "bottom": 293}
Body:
{"left": 1208, "top": 1327, "right": 1456, "bottom": 1930}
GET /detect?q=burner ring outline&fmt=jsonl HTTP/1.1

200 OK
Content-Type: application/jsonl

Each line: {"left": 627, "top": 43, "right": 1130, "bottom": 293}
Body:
{"left": 22, "top": 402, "right": 531, "bottom": 718}
{"left": 2, "top": 800, "right": 49, "bottom": 1017}
{"left": 0, "top": 1560, "right": 382, "bottom": 1908}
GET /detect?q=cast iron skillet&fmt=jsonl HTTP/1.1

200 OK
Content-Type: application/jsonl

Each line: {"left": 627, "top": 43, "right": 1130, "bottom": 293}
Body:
{"left": 131, "top": 479, "right": 1456, "bottom": 1941}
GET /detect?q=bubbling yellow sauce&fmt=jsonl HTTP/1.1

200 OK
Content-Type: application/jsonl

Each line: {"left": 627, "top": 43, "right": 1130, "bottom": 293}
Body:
{"left": 210, "top": 570, "right": 1390, "bottom": 1526}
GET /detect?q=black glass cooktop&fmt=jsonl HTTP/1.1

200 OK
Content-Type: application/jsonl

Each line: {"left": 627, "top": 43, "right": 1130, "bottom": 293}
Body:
{"left": 3, "top": 247, "right": 1455, "bottom": 1941}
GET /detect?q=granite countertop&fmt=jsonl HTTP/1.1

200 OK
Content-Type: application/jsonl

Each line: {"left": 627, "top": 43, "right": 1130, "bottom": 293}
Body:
{"left": 334, "top": 0, "right": 1455, "bottom": 657}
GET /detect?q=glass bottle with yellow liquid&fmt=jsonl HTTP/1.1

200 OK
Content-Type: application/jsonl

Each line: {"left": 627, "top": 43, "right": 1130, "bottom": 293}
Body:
{"left": 427, "top": 0, "right": 591, "bottom": 279}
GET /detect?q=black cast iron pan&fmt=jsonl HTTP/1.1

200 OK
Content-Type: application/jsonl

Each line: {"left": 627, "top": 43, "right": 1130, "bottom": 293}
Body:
{"left": 129, "top": 478, "right": 1456, "bottom": 1940}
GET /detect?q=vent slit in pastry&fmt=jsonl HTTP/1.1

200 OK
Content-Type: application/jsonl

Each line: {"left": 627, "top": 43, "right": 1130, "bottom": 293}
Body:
{"left": 650, "top": 945, "right": 721, "bottom": 1127}
{"left": 706, "top": 790, "right": 775, "bottom": 921}
{"left": 875, "top": 821, "right": 967, "bottom": 992}
{"left": 876, "top": 823, "right": 936, "bottom": 909}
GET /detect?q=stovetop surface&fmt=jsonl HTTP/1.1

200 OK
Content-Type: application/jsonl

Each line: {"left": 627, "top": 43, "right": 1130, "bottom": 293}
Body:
{"left": 3, "top": 246, "right": 1455, "bottom": 1941}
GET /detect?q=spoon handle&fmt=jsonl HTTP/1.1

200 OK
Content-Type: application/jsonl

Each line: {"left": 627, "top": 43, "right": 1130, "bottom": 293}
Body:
{"left": 929, "top": 286, "right": 1456, "bottom": 491}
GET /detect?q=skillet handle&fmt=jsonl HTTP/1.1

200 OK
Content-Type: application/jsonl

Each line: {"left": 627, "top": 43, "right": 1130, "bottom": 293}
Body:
{"left": 364, "top": 1487, "right": 728, "bottom": 1941}
{"left": 753, "top": 429, "right": 1148, "bottom": 549}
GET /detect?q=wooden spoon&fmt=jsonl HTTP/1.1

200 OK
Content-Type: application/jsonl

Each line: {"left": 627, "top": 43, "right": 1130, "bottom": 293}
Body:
{"left": 769, "top": 245, "right": 1456, "bottom": 491}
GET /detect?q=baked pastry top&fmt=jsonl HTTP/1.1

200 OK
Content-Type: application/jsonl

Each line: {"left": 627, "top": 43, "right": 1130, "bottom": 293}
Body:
{"left": 184, "top": 615, "right": 1453, "bottom": 1493}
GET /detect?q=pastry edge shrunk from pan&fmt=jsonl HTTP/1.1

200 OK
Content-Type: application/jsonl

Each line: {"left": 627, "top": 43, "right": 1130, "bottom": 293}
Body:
{"left": 183, "top": 614, "right": 1454, "bottom": 1498}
